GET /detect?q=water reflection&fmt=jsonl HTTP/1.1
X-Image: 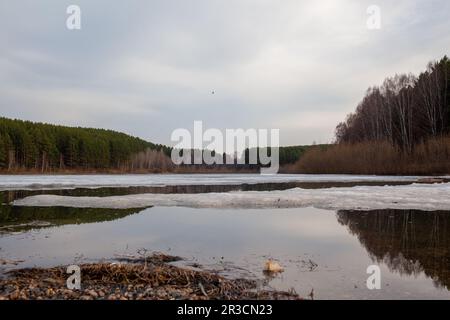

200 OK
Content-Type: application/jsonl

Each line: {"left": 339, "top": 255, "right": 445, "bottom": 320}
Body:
{"left": 0, "top": 205, "right": 449, "bottom": 299}
{"left": 0, "top": 180, "right": 414, "bottom": 204}
{"left": 0, "top": 205, "right": 146, "bottom": 234}
{"left": 337, "top": 209, "right": 450, "bottom": 290}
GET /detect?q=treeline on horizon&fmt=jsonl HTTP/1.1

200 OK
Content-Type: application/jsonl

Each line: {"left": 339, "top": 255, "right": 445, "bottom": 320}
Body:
{"left": 0, "top": 117, "right": 310, "bottom": 173}
{"left": 0, "top": 117, "right": 170, "bottom": 172}
{"left": 294, "top": 56, "right": 450, "bottom": 175}
{"left": 134, "top": 145, "right": 315, "bottom": 172}
{"left": 167, "top": 145, "right": 316, "bottom": 173}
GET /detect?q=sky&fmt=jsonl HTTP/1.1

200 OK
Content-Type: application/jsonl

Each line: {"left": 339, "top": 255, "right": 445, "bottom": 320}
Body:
{"left": 1, "top": 0, "right": 450, "bottom": 147}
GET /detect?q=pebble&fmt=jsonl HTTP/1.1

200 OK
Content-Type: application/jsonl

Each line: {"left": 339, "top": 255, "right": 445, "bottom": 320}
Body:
{"left": 87, "top": 290, "right": 98, "bottom": 298}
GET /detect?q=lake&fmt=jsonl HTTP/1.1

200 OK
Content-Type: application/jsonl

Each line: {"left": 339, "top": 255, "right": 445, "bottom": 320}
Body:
{"left": 1, "top": 174, "right": 449, "bottom": 299}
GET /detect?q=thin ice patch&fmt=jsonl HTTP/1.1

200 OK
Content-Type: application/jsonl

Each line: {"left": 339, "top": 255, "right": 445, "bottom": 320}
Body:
{"left": 13, "top": 183, "right": 450, "bottom": 211}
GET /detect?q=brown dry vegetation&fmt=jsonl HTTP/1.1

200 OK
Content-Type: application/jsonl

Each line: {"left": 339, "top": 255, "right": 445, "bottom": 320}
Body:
{"left": 292, "top": 136, "right": 450, "bottom": 175}
{"left": 0, "top": 253, "right": 300, "bottom": 300}
{"left": 289, "top": 56, "right": 450, "bottom": 175}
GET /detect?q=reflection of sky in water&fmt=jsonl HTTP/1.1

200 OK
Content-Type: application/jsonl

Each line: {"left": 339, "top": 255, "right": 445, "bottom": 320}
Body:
{"left": 1, "top": 207, "right": 449, "bottom": 300}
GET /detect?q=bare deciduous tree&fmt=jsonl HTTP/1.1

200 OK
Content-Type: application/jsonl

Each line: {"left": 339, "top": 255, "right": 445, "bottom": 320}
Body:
{"left": 335, "top": 56, "right": 450, "bottom": 153}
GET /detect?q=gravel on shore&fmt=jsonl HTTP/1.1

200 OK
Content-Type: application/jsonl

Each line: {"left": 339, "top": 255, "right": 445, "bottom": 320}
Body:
{"left": 0, "top": 253, "right": 300, "bottom": 300}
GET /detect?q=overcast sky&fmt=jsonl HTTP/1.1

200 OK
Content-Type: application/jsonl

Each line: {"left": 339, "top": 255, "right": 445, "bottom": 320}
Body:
{"left": 1, "top": 0, "right": 450, "bottom": 147}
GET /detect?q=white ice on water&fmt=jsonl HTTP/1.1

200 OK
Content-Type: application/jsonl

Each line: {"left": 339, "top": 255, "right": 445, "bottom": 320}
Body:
{"left": 13, "top": 182, "right": 450, "bottom": 211}
{"left": 0, "top": 173, "right": 431, "bottom": 191}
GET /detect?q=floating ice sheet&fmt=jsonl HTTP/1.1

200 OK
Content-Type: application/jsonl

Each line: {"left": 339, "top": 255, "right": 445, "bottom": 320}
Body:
{"left": 13, "top": 183, "right": 450, "bottom": 211}
{"left": 0, "top": 173, "right": 433, "bottom": 191}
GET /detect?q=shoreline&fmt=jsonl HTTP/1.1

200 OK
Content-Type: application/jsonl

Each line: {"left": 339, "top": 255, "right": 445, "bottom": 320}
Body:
{"left": 0, "top": 253, "right": 300, "bottom": 300}
{"left": 1, "top": 171, "right": 449, "bottom": 176}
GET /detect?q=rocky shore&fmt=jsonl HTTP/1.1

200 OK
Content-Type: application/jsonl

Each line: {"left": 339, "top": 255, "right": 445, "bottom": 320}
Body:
{"left": 0, "top": 253, "right": 300, "bottom": 300}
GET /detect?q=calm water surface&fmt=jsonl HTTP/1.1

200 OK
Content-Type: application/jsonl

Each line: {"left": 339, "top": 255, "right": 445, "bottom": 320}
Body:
{"left": 1, "top": 203, "right": 449, "bottom": 299}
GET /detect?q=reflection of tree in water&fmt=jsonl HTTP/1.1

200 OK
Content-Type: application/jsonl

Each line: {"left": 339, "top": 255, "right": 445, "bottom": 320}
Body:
{"left": 0, "top": 205, "right": 146, "bottom": 234}
{"left": 337, "top": 209, "right": 450, "bottom": 290}
{"left": 0, "top": 180, "right": 414, "bottom": 204}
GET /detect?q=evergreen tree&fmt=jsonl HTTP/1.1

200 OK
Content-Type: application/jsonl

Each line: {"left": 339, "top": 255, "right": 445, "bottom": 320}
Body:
{"left": 0, "top": 134, "right": 6, "bottom": 168}
{"left": 0, "top": 117, "right": 163, "bottom": 171}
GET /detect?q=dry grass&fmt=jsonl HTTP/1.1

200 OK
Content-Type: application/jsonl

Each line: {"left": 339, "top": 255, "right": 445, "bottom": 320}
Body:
{"left": 0, "top": 253, "right": 300, "bottom": 300}
{"left": 291, "top": 136, "right": 450, "bottom": 175}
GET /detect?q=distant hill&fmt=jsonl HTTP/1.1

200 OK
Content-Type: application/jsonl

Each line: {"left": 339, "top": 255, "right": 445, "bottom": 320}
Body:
{"left": 0, "top": 117, "right": 169, "bottom": 172}
{"left": 0, "top": 116, "right": 323, "bottom": 173}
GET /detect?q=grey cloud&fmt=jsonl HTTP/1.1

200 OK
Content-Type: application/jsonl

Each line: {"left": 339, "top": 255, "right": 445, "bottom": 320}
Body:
{"left": 1, "top": 0, "right": 450, "bottom": 147}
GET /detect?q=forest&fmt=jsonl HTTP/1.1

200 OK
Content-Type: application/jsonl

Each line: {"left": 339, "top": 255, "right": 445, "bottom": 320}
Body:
{"left": 335, "top": 56, "right": 450, "bottom": 149}
{"left": 0, "top": 117, "right": 170, "bottom": 172}
{"left": 293, "top": 56, "right": 450, "bottom": 174}
{"left": 0, "top": 117, "right": 310, "bottom": 173}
